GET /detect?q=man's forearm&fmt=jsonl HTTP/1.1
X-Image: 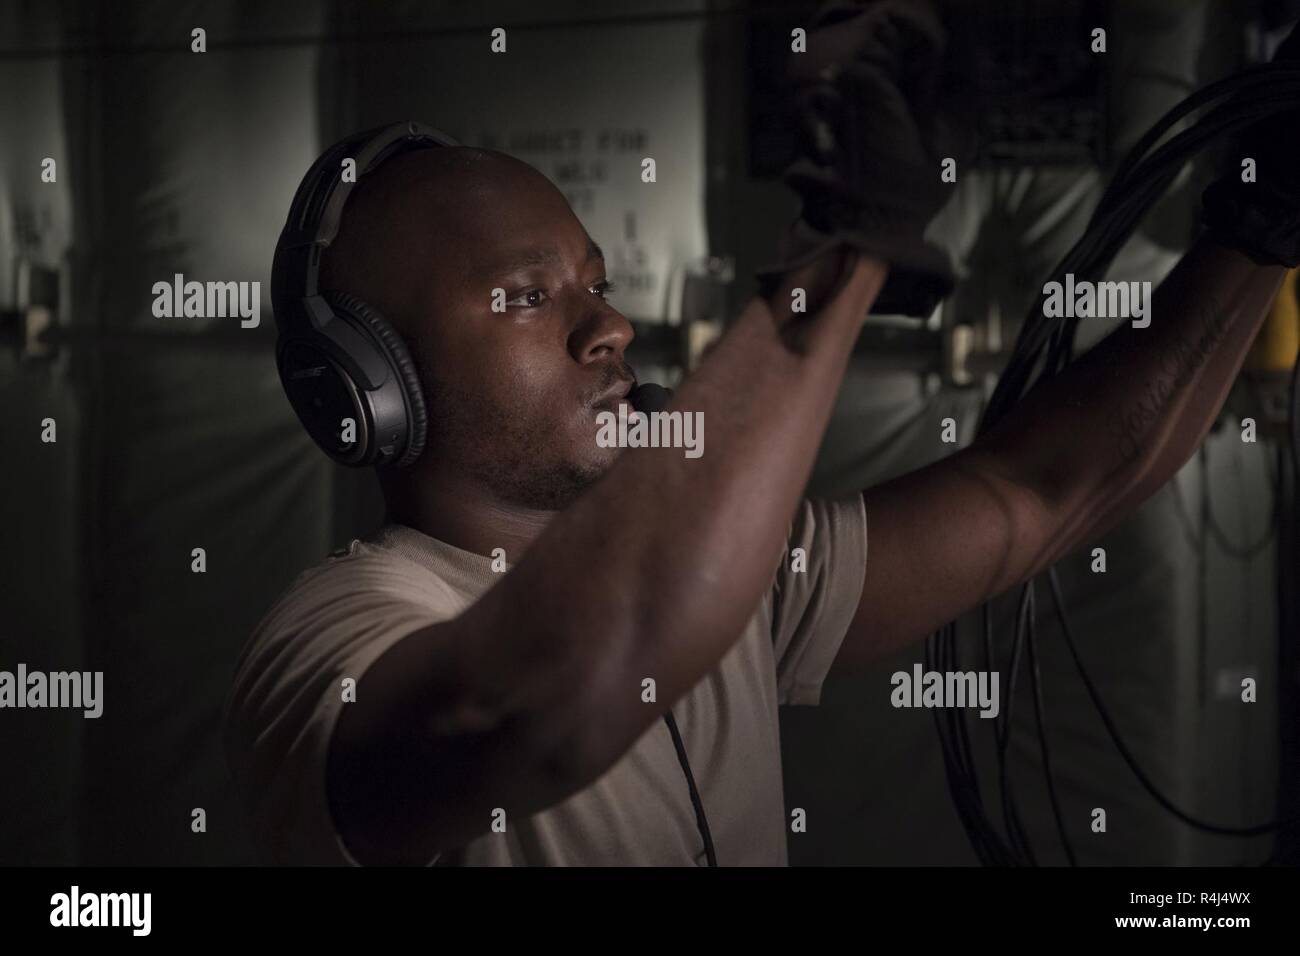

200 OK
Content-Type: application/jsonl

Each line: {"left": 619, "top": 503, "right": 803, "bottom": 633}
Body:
{"left": 977, "top": 235, "right": 1286, "bottom": 555}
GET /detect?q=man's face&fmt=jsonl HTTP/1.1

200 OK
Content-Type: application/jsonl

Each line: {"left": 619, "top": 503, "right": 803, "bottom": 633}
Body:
{"left": 411, "top": 161, "right": 637, "bottom": 511}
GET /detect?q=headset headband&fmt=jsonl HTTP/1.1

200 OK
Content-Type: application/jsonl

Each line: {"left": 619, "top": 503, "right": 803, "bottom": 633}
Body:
{"left": 272, "top": 120, "right": 461, "bottom": 327}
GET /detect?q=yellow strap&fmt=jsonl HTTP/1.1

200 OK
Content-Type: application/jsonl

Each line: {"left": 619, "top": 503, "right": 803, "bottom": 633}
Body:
{"left": 1245, "top": 267, "right": 1300, "bottom": 371}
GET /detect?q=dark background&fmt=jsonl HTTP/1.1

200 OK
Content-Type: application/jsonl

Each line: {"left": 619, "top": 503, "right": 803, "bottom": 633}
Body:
{"left": 0, "top": 0, "right": 1296, "bottom": 866}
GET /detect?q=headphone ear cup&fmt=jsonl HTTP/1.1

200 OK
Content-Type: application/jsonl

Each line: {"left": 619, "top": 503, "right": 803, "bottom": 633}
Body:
{"left": 322, "top": 290, "right": 430, "bottom": 468}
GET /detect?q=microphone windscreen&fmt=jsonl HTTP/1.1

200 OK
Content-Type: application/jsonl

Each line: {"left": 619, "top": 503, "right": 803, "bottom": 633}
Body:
{"left": 629, "top": 383, "right": 673, "bottom": 414}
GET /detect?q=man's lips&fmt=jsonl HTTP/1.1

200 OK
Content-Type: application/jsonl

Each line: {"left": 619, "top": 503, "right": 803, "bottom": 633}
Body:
{"left": 591, "top": 377, "right": 636, "bottom": 408}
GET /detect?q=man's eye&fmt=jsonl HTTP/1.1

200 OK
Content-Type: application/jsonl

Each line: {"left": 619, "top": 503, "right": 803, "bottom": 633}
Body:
{"left": 506, "top": 289, "right": 548, "bottom": 308}
{"left": 592, "top": 280, "right": 618, "bottom": 300}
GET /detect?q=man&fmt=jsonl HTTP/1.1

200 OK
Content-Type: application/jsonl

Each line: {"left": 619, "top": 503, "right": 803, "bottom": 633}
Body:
{"left": 223, "top": 9, "right": 1298, "bottom": 866}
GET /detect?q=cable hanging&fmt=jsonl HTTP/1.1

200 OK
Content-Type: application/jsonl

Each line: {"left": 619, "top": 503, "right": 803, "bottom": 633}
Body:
{"left": 932, "top": 54, "right": 1300, "bottom": 867}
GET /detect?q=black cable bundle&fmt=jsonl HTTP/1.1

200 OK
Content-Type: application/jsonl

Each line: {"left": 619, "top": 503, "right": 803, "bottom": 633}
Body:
{"left": 931, "top": 56, "right": 1300, "bottom": 866}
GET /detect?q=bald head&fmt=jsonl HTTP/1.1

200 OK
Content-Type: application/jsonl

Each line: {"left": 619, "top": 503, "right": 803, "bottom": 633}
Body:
{"left": 320, "top": 146, "right": 558, "bottom": 337}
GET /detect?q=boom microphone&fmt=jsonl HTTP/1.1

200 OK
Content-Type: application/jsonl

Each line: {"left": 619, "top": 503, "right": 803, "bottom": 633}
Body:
{"left": 628, "top": 383, "right": 673, "bottom": 414}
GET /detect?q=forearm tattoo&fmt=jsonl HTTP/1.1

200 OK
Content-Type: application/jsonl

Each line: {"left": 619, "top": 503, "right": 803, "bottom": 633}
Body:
{"left": 1107, "top": 286, "right": 1233, "bottom": 467}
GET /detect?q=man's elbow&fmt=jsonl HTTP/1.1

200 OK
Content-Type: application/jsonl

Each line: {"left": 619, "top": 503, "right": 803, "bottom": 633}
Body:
{"left": 323, "top": 629, "right": 615, "bottom": 864}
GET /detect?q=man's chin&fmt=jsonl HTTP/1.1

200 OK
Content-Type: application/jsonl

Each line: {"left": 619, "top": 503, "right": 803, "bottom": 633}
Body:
{"left": 503, "top": 450, "right": 618, "bottom": 511}
{"left": 576, "top": 446, "right": 622, "bottom": 482}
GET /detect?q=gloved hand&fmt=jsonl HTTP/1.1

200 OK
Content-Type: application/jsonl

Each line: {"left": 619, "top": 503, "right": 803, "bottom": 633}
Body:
{"left": 755, "top": 0, "right": 961, "bottom": 317}
{"left": 1201, "top": 20, "right": 1300, "bottom": 267}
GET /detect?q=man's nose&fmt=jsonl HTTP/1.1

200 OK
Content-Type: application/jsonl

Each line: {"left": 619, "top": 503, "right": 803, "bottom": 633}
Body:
{"left": 570, "top": 300, "right": 634, "bottom": 363}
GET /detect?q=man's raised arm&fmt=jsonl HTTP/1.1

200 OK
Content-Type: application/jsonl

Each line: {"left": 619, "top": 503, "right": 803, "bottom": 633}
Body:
{"left": 836, "top": 237, "right": 1284, "bottom": 672}
{"left": 835, "top": 18, "right": 1300, "bottom": 673}
{"left": 327, "top": 248, "right": 887, "bottom": 864}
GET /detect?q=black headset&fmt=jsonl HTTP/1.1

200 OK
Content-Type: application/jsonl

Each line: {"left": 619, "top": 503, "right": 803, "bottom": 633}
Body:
{"left": 271, "top": 120, "right": 460, "bottom": 469}
{"left": 272, "top": 121, "right": 717, "bottom": 866}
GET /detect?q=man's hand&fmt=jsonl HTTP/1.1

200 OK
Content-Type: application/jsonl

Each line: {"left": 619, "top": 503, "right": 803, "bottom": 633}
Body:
{"left": 756, "top": 0, "right": 958, "bottom": 317}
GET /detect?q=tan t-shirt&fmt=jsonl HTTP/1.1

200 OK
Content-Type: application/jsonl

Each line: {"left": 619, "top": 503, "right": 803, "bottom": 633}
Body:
{"left": 223, "top": 495, "right": 868, "bottom": 866}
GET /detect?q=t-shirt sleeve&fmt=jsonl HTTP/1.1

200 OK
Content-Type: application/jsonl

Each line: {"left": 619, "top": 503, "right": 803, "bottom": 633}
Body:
{"left": 221, "top": 553, "right": 456, "bottom": 866}
{"left": 767, "top": 495, "right": 869, "bottom": 706}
